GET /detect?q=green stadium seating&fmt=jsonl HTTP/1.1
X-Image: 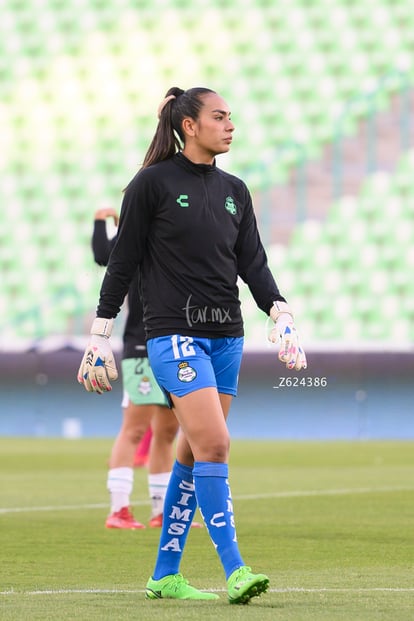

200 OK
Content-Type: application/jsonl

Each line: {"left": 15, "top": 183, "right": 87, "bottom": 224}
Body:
{"left": 0, "top": 0, "right": 413, "bottom": 347}
{"left": 240, "top": 141, "right": 414, "bottom": 348}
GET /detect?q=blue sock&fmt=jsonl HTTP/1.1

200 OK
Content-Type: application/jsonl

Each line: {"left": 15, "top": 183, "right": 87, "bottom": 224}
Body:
{"left": 193, "top": 461, "right": 244, "bottom": 579}
{"left": 152, "top": 460, "right": 197, "bottom": 580}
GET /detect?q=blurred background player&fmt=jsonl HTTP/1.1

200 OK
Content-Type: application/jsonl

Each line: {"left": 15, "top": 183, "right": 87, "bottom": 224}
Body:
{"left": 93, "top": 207, "right": 182, "bottom": 529}
{"left": 133, "top": 425, "right": 152, "bottom": 467}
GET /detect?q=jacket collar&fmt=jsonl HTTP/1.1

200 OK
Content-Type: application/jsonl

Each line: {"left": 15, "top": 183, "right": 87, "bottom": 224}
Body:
{"left": 174, "top": 151, "right": 217, "bottom": 175}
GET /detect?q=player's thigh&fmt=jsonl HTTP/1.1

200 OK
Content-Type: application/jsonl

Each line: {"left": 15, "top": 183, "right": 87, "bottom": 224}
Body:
{"left": 120, "top": 400, "right": 153, "bottom": 437}
{"left": 172, "top": 387, "right": 230, "bottom": 463}
{"left": 150, "top": 405, "right": 179, "bottom": 443}
{"left": 219, "top": 392, "right": 233, "bottom": 420}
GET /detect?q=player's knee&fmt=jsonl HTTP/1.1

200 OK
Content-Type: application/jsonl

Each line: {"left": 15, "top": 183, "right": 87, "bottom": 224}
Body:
{"left": 165, "top": 427, "right": 179, "bottom": 444}
{"left": 152, "top": 421, "right": 178, "bottom": 444}
{"left": 203, "top": 437, "right": 230, "bottom": 462}
{"left": 125, "top": 425, "right": 149, "bottom": 445}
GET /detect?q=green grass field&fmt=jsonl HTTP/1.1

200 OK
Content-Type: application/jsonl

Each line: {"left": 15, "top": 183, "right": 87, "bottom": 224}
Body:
{"left": 0, "top": 439, "right": 413, "bottom": 621}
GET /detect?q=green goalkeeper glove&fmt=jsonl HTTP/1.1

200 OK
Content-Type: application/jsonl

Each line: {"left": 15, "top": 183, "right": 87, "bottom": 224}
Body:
{"left": 77, "top": 318, "right": 118, "bottom": 394}
{"left": 268, "top": 301, "right": 307, "bottom": 371}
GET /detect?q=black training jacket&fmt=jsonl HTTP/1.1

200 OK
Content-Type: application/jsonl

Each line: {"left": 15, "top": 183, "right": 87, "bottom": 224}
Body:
{"left": 92, "top": 220, "right": 147, "bottom": 359}
{"left": 97, "top": 152, "right": 285, "bottom": 340}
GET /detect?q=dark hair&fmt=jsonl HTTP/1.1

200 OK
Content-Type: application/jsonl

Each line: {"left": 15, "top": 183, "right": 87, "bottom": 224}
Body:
{"left": 141, "top": 86, "right": 216, "bottom": 169}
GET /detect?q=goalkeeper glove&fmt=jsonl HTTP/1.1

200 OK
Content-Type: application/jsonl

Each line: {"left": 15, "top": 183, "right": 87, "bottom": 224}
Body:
{"left": 269, "top": 301, "right": 307, "bottom": 371}
{"left": 77, "top": 317, "right": 118, "bottom": 394}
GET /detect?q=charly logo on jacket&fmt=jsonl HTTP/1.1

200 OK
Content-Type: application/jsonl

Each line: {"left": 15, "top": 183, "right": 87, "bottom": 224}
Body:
{"left": 224, "top": 196, "right": 237, "bottom": 215}
{"left": 177, "top": 361, "right": 197, "bottom": 383}
{"left": 176, "top": 194, "right": 190, "bottom": 207}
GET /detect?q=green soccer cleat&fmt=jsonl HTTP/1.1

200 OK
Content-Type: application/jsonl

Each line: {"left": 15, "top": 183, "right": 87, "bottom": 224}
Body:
{"left": 227, "top": 566, "right": 269, "bottom": 605}
{"left": 145, "top": 573, "right": 219, "bottom": 600}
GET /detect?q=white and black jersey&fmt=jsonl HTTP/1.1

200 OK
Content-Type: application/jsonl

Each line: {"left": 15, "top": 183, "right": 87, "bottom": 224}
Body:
{"left": 97, "top": 152, "right": 285, "bottom": 340}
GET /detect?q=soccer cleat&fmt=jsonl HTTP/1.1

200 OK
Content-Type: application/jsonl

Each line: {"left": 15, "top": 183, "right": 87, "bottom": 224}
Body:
{"left": 227, "top": 566, "right": 269, "bottom": 605}
{"left": 148, "top": 513, "right": 163, "bottom": 528}
{"left": 105, "top": 506, "right": 145, "bottom": 530}
{"left": 145, "top": 573, "right": 219, "bottom": 600}
{"left": 148, "top": 514, "right": 204, "bottom": 529}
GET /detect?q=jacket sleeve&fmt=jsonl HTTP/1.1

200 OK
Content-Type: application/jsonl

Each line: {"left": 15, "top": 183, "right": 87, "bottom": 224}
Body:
{"left": 96, "top": 170, "right": 154, "bottom": 319}
{"left": 91, "top": 220, "right": 116, "bottom": 266}
{"left": 235, "top": 184, "right": 286, "bottom": 315}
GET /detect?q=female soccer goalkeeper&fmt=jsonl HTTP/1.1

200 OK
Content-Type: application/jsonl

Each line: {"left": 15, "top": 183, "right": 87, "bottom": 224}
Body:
{"left": 78, "top": 86, "right": 307, "bottom": 604}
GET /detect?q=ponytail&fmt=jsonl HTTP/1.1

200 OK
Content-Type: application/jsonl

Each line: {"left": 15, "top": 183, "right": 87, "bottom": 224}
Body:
{"left": 141, "top": 86, "right": 216, "bottom": 169}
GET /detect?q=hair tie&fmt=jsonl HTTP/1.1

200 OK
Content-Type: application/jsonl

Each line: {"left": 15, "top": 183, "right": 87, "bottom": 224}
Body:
{"left": 157, "top": 94, "right": 176, "bottom": 119}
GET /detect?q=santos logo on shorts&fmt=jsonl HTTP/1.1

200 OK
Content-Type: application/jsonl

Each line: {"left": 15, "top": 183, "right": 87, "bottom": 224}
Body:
{"left": 138, "top": 376, "right": 152, "bottom": 395}
{"left": 177, "top": 361, "right": 197, "bottom": 383}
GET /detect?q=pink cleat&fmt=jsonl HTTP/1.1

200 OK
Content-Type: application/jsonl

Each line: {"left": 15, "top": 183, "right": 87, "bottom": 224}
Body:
{"left": 105, "top": 507, "right": 145, "bottom": 529}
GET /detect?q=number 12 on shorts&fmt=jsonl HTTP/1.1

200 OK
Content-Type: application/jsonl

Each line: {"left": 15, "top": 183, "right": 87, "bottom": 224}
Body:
{"left": 171, "top": 335, "right": 196, "bottom": 359}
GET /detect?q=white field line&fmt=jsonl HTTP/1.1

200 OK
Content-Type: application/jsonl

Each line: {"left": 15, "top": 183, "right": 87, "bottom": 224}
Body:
{"left": 0, "top": 500, "right": 149, "bottom": 515}
{"left": 1, "top": 485, "right": 413, "bottom": 515}
{"left": 1, "top": 587, "right": 414, "bottom": 596}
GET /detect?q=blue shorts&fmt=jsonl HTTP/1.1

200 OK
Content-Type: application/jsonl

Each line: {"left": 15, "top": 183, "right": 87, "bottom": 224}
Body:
{"left": 146, "top": 335, "right": 244, "bottom": 402}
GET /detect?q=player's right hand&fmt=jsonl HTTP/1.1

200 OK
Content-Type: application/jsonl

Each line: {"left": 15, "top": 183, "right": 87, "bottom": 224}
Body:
{"left": 77, "top": 318, "right": 118, "bottom": 394}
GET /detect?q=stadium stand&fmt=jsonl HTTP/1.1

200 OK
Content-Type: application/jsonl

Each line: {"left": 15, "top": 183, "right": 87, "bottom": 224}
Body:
{"left": 0, "top": 0, "right": 413, "bottom": 350}
{"left": 241, "top": 158, "right": 414, "bottom": 348}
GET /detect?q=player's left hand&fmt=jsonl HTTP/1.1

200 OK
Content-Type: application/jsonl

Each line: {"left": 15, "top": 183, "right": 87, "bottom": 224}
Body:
{"left": 269, "top": 301, "right": 307, "bottom": 371}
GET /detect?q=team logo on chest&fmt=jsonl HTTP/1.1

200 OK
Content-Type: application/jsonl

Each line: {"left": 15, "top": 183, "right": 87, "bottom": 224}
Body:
{"left": 224, "top": 196, "right": 237, "bottom": 215}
